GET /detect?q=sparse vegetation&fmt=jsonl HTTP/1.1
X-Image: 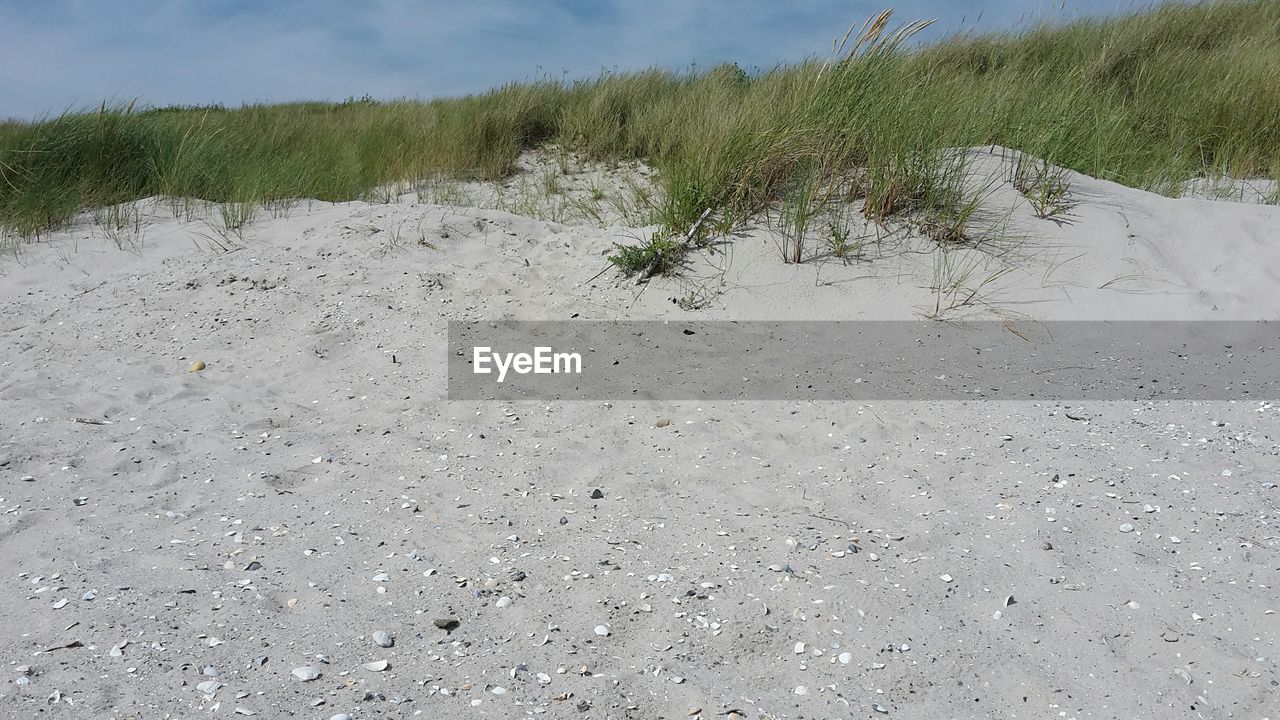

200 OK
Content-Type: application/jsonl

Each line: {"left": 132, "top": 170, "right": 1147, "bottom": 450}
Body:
{"left": 608, "top": 230, "right": 685, "bottom": 277}
{"left": 90, "top": 202, "right": 146, "bottom": 250}
{"left": 1, "top": 0, "right": 1276, "bottom": 255}
{"left": 1012, "top": 154, "right": 1075, "bottom": 220}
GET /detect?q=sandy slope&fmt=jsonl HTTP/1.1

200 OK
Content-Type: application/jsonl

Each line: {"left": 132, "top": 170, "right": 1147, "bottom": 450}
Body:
{"left": 1, "top": 151, "right": 1277, "bottom": 719}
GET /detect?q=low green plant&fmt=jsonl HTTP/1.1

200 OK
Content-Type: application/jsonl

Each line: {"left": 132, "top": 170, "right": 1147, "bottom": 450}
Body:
{"left": 1013, "top": 155, "right": 1074, "bottom": 220}
{"left": 608, "top": 229, "right": 684, "bottom": 276}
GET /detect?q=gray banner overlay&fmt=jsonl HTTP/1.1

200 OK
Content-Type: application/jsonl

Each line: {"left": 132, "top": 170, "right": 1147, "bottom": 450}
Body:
{"left": 446, "top": 321, "right": 1279, "bottom": 400}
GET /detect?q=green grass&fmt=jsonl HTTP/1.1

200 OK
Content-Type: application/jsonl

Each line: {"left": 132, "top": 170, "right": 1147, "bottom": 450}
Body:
{"left": 2, "top": 1, "right": 1278, "bottom": 246}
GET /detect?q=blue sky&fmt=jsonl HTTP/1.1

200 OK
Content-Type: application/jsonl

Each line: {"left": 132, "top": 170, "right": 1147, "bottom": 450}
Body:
{"left": 1, "top": 0, "right": 1164, "bottom": 120}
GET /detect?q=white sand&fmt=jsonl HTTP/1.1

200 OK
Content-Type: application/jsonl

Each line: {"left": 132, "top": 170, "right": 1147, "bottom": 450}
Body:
{"left": 1, "top": 149, "right": 1277, "bottom": 719}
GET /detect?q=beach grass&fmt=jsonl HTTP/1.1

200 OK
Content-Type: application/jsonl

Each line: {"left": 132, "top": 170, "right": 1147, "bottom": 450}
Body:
{"left": 1, "top": 0, "right": 1277, "bottom": 243}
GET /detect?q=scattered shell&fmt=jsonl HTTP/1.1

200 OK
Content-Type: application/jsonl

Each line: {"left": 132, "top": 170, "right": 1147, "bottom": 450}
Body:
{"left": 363, "top": 660, "right": 389, "bottom": 672}
{"left": 291, "top": 666, "right": 322, "bottom": 682}
{"left": 196, "top": 680, "right": 221, "bottom": 695}
{"left": 793, "top": 642, "right": 805, "bottom": 654}
{"left": 1119, "top": 523, "right": 1135, "bottom": 533}
{"left": 189, "top": 361, "right": 206, "bottom": 372}
{"left": 593, "top": 625, "right": 610, "bottom": 637}
{"left": 793, "top": 686, "right": 808, "bottom": 695}
{"left": 838, "top": 652, "right": 853, "bottom": 665}
{"left": 330, "top": 715, "right": 353, "bottom": 720}
{"left": 873, "top": 704, "right": 889, "bottom": 714}
{"left": 939, "top": 574, "right": 953, "bottom": 583}
{"left": 495, "top": 596, "right": 512, "bottom": 608}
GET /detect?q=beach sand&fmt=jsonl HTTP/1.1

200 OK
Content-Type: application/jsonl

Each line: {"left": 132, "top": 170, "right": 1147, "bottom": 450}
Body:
{"left": 1, "top": 148, "right": 1276, "bottom": 719}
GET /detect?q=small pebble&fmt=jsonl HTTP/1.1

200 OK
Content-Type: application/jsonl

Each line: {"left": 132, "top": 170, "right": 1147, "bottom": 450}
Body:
{"left": 189, "top": 360, "right": 206, "bottom": 372}
{"left": 1119, "top": 523, "right": 1135, "bottom": 533}
{"left": 594, "top": 625, "right": 610, "bottom": 637}
{"left": 372, "top": 631, "right": 394, "bottom": 648}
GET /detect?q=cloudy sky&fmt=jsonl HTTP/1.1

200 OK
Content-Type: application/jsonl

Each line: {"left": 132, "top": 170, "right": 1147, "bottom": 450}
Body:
{"left": 1, "top": 0, "right": 1163, "bottom": 120}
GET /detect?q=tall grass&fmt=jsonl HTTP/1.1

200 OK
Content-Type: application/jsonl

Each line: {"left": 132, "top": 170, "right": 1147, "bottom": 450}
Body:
{"left": 1, "top": 0, "right": 1277, "bottom": 239}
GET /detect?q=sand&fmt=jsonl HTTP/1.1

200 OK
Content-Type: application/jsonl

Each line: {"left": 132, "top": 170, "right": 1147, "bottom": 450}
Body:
{"left": 1, "top": 149, "right": 1277, "bottom": 719}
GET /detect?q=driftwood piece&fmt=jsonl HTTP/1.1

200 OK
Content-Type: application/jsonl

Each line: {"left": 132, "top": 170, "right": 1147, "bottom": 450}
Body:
{"left": 636, "top": 208, "right": 713, "bottom": 285}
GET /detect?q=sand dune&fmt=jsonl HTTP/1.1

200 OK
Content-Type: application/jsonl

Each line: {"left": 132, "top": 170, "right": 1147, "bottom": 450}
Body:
{"left": 1, "top": 152, "right": 1277, "bottom": 718}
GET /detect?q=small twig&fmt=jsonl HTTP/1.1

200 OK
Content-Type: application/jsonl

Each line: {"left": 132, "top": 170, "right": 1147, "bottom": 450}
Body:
{"left": 636, "top": 208, "right": 713, "bottom": 286}
{"left": 809, "top": 513, "right": 854, "bottom": 529}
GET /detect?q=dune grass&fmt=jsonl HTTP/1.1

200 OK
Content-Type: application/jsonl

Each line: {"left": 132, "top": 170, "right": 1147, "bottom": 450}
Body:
{"left": 1, "top": 0, "right": 1277, "bottom": 247}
